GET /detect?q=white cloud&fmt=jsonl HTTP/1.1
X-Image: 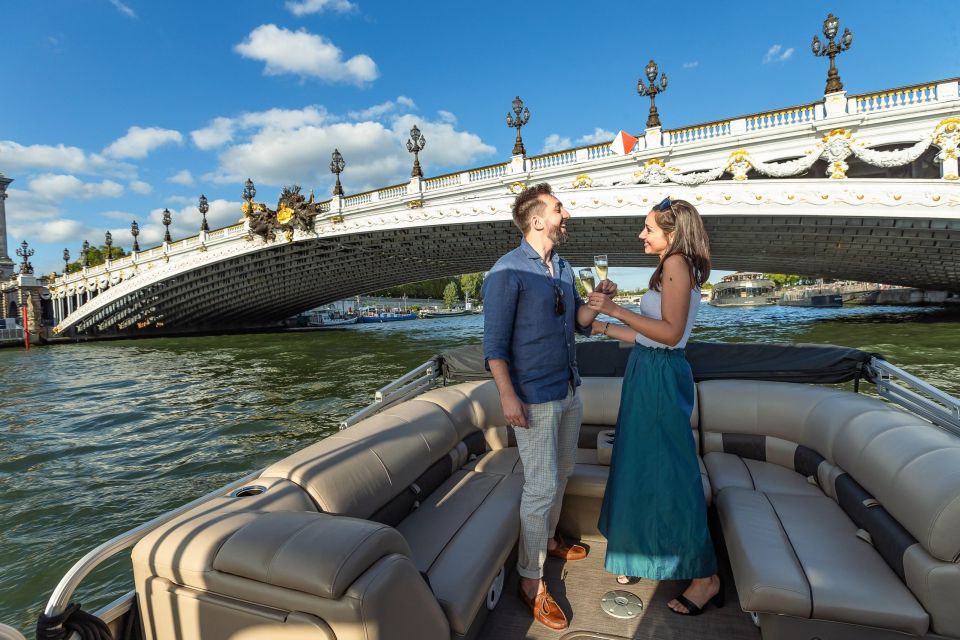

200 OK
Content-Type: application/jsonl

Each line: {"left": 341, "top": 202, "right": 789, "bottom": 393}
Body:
{"left": 103, "top": 126, "right": 183, "bottom": 159}
{"left": 165, "top": 195, "right": 198, "bottom": 206}
{"left": 200, "top": 103, "right": 495, "bottom": 193}
{"left": 397, "top": 96, "right": 416, "bottom": 109}
{"left": 27, "top": 174, "right": 124, "bottom": 200}
{"left": 542, "top": 134, "right": 572, "bottom": 153}
{"left": 437, "top": 110, "right": 456, "bottom": 124}
{"left": 348, "top": 100, "right": 402, "bottom": 121}
{"left": 109, "top": 0, "right": 136, "bottom": 18}
{"left": 541, "top": 128, "right": 612, "bottom": 153}
{"left": 138, "top": 199, "right": 242, "bottom": 244}
{"left": 285, "top": 0, "right": 357, "bottom": 15}
{"left": 101, "top": 210, "right": 138, "bottom": 221}
{"left": 234, "top": 24, "right": 378, "bottom": 85}
{"left": 682, "top": 61, "right": 699, "bottom": 69}
{"left": 763, "top": 44, "right": 795, "bottom": 64}
{"left": 129, "top": 180, "right": 152, "bottom": 194}
{"left": 11, "top": 217, "right": 90, "bottom": 244}
{"left": 0, "top": 141, "right": 135, "bottom": 177}
{"left": 168, "top": 169, "right": 194, "bottom": 185}
{"left": 191, "top": 117, "right": 235, "bottom": 150}
{"left": 5, "top": 189, "right": 97, "bottom": 245}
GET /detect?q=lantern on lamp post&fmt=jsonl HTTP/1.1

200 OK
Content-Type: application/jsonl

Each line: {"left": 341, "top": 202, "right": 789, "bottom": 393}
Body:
{"left": 811, "top": 13, "right": 853, "bottom": 94}
{"left": 330, "top": 149, "right": 346, "bottom": 196}
{"left": 637, "top": 59, "right": 668, "bottom": 129}
{"left": 506, "top": 96, "right": 531, "bottom": 156}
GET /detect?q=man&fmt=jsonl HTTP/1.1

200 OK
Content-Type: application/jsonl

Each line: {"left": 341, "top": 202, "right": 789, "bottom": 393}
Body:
{"left": 482, "top": 183, "right": 617, "bottom": 630}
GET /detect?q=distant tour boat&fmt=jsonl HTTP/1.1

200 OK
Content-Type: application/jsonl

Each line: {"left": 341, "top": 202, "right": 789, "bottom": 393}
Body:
{"left": 418, "top": 308, "right": 473, "bottom": 319}
{"left": 708, "top": 272, "right": 777, "bottom": 307}
{"left": 358, "top": 310, "right": 417, "bottom": 323}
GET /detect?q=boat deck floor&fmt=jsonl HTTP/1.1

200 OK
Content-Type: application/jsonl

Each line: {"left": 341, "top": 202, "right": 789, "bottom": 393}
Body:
{"left": 477, "top": 539, "right": 760, "bottom": 640}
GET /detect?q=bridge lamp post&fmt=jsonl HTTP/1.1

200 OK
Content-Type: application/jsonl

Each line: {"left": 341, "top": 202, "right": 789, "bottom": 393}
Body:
{"left": 62, "top": 248, "right": 70, "bottom": 275}
{"left": 811, "top": 13, "right": 853, "bottom": 95}
{"left": 104, "top": 230, "right": 113, "bottom": 265}
{"left": 198, "top": 194, "right": 210, "bottom": 233}
{"left": 637, "top": 59, "right": 668, "bottom": 129}
{"left": 16, "top": 240, "right": 34, "bottom": 275}
{"left": 407, "top": 125, "right": 426, "bottom": 178}
{"left": 330, "top": 149, "right": 346, "bottom": 196}
{"left": 131, "top": 220, "right": 140, "bottom": 253}
{"left": 162, "top": 208, "right": 172, "bottom": 244}
{"left": 506, "top": 96, "right": 531, "bottom": 157}
{"left": 81, "top": 240, "right": 90, "bottom": 269}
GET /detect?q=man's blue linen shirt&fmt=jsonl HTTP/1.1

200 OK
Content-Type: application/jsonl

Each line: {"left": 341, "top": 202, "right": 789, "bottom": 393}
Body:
{"left": 482, "top": 238, "right": 591, "bottom": 404}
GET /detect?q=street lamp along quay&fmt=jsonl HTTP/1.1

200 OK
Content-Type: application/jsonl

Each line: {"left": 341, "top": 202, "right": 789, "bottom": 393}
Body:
{"left": 16, "top": 240, "right": 34, "bottom": 275}
{"left": 637, "top": 59, "right": 668, "bottom": 129}
{"left": 81, "top": 240, "right": 90, "bottom": 268}
{"left": 62, "top": 248, "right": 70, "bottom": 274}
{"left": 506, "top": 96, "right": 531, "bottom": 156}
{"left": 104, "top": 230, "right": 113, "bottom": 261}
{"left": 812, "top": 13, "right": 853, "bottom": 94}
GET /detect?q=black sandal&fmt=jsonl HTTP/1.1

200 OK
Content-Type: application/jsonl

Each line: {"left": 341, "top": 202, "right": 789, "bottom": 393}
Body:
{"left": 616, "top": 575, "right": 640, "bottom": 585}
{"left": 669, "top": 580, "right": 724, "bottom": 616}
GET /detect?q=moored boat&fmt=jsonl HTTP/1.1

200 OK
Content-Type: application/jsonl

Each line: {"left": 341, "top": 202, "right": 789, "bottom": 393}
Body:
{"left": 708, "top": 272, "right": 777, "bottom": 307}
{"left": 418, "top": 308, "right": 473, "bottom": 319}
{"left": 26, "top": 341, "right": 960, "bottom": 640}
{"left": 358, "top": 310, "right": 417, "bottom": 323}
{"left": 778, "top": 289, "right": 843, "bottom": 307}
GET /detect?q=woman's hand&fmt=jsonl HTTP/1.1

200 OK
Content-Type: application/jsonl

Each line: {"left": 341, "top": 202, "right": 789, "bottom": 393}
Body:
{"left": 591, "top": 320, "right": 607, "bottom": 335}
{"left": 588, "top": 291, "right": 618, "bottom": 316}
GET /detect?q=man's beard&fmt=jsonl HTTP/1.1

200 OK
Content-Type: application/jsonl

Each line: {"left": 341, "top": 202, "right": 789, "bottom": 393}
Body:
{"left": 548, "top": 222, "right": 568, "bottom": 244}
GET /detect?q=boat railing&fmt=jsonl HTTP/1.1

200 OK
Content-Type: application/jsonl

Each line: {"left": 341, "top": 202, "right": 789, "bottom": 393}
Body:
{"left": 41, "top": 470, "right": 264, "bottom": 636}
{"left": 339, "top": 358, "right": 441, "bottom": 430}
{"left": 871, "top": 357, "right": 960, "bottom": 436}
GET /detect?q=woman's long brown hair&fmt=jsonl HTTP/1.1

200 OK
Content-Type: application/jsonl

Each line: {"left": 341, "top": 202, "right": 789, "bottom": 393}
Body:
{"left": 648, "top": 198, "right": 712, "bottom": 291}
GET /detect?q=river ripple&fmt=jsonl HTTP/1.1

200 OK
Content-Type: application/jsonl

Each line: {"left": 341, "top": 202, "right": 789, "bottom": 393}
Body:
{"left": 1, "top": 304, "right": 958, "bottom": 631}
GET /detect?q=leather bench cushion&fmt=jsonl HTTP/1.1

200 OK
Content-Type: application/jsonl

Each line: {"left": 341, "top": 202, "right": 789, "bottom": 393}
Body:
{"left": 766, "top": 492, "right": 929, "bottom": 635}
{"left": 718, "top": 487, "right": 929, "bottom": 635}
{"left": 565, "top": 458, "right": 712, "bottom": 507}
{"left": 704, "top": 452, "right": 822, "bottom": 497}
{"left": 214, "top": 511, "right": 411, "bottom": 600}
{"left": 263, "top": 401, "right": 459, "bottom": 518}
{"left": 578, "top": 377, "right": 623, "bottom": 426}
{"left": 132, "top": 476, "right": 318, "bottom": 586}
{"left": 716, "top": 487, "right": 811, "bottom": 617}
{"left": 397, "top": 470, "right": 523, "bottom": 635}
{"left": 464, "top": 447, "right": 522, "bottom": 475}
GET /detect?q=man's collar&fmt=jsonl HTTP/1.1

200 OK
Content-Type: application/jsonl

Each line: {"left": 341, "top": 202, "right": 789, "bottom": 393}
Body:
{"left": 519, "top": 237, "right": 562, "bottom": 269}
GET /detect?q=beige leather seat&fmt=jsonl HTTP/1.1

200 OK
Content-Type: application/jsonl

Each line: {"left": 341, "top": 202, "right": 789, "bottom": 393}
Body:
{"left": 700, "top": 379, "right": 960, "bottom": 639}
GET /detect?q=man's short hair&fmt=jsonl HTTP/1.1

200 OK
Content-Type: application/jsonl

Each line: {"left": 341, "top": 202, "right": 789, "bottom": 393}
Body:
{"left": 511, "top": 182, "right": 553, "bottom": 233}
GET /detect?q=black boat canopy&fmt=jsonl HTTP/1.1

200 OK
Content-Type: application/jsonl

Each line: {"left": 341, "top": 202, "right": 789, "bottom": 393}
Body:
{"left": 439, "top": 341, "right": 880, "bottom": 385}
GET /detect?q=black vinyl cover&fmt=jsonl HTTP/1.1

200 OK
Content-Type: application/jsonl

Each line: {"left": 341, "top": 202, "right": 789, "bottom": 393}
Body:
{"left": 440, "top": 341, "right": 880, "bottom": 384}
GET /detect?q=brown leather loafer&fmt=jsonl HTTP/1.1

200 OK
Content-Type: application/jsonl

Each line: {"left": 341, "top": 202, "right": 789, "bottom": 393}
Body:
{"left": 519, "top": 585, "right": 568, "bottom": 630}
{"left": 547, "top": 538, "right": 588, "bottom": 561}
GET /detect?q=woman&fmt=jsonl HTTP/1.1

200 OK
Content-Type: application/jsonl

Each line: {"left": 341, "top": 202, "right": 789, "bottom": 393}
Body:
{"left": 587, "top": 197, "right": 722, "bottom": 616}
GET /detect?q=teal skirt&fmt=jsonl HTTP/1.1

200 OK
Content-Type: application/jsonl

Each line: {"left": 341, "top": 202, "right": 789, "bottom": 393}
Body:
{"left": 598, "top": 344, "right": 717, "bottom": 580}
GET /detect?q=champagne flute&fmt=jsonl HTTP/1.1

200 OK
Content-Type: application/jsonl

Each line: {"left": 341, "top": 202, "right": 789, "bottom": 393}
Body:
{"left": 593, "top": 254, "right": 609, "bottom": 287}
{"left": 578, "top": 268, "right": 596, "bottom": 295}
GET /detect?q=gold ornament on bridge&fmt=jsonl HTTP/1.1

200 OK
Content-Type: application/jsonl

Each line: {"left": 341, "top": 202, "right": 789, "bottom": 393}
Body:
{"left": 509, "top": 182, "right": 527, "bottom": 194}
{"left": 821, "top": 129, "right": 852, "bottom": 179}
{"left": 726, "top": 150, "right": 753, "bottom": 181}
{"left": 406, "top": 199, "right": 424, "bottom": 209}
{"left": 277, "top": 205, "right": 296, "bottom": 225}
{"left": 933, "top": 118, "right": 960, "bottom": 162}
{"left": 571, "top": 174, "right": 593, "bottom": 189}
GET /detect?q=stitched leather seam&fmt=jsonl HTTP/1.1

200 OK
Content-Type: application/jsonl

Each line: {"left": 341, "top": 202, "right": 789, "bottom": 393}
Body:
{"left": 760, "top": 492, "right": 813, "bottom": 619}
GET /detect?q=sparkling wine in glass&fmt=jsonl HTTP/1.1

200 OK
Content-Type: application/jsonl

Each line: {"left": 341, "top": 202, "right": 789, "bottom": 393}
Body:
{"left": 578, "top": 268, "right": 596, "bottom": 294}
{"left": 594, "top": 254, "right": 609, "bottom": 282}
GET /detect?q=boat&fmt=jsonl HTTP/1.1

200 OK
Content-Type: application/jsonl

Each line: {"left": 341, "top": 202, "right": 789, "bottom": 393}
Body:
{"left": 358, "top": 308, "right": 418, "bottom": 323}
{"left": 778, "top": 289, "right": 843, "bottom": 308}
{"left": 24, "top": 340, "right": 960, "bottom": 640}
{"left": 306, "top": 309, "right": 360, "bottom": 327}
{"left": 418, "top": 308, "right": 473, "bottom": 319}
{"left": 708, "top": 272, "right": 777, "bottom": 307}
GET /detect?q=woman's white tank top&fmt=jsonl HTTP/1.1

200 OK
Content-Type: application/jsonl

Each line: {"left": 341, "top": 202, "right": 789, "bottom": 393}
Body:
{"left": 634, "top": 287, "right": 700, "bottom": 349}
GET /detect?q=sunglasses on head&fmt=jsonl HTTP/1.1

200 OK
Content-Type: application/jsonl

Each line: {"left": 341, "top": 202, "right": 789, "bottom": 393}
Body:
{"left": 553, "top": 284, "right": 565, "bottom": 316}
{"left": 653, "top": 197, "right": 672, "bottom": 212}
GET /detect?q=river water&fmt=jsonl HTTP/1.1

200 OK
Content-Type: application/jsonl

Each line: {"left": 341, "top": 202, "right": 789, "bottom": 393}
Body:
{"left": 1, "top": 304, "right": 959, "bottom": 631}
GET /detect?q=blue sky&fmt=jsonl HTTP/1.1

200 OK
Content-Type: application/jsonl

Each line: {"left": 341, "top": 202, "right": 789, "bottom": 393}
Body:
{"left": 1, "top": 0, "right": 957, "bottom": 288}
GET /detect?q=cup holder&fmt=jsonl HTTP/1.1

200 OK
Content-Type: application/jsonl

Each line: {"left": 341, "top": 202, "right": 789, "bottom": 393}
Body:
{"left": 230, "top": 485, "right": 267, "bottom": 498}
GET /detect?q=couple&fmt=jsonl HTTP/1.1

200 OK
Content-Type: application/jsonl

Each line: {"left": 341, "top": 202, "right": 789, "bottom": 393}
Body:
{"left": 481, "top": 183, "right": 719, "bottom": 630}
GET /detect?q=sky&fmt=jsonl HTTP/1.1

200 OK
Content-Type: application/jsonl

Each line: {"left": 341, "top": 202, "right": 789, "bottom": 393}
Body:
{"left": 1, "top": 0, "right": 958, "bottom": 289}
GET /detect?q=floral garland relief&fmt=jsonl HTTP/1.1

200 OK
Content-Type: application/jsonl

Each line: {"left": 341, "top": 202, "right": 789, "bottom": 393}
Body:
{"left": 631, "top": 118, "right": 956, "bottom": 185}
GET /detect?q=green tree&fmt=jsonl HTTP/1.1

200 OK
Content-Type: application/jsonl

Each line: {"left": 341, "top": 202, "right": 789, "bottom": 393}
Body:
{"left": 65, "top": 245, "right": 127, "bottom": 273}
{"left": 459, "top": 272, "right": 485, "bottom": 301}
{"left": 443, "top": 281, "right": 460, "bottom": 309}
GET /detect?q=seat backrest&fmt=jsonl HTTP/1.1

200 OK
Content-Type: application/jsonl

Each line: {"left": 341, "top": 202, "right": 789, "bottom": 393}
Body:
{"left": 697, "top": 379, "right": 960, "bottom": 636}
{"left": 263, "top": 400, "right": 459, "bottom": 519}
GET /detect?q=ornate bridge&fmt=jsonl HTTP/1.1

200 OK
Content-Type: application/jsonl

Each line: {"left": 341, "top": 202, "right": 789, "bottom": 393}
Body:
{"left": 50, "top": 78, "right": 960, "bottom": 336}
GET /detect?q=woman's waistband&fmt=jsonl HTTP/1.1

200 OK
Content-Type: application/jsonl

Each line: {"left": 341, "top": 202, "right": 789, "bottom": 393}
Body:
{"left": 633, "top": 342, "right": 686, "bottom": 358}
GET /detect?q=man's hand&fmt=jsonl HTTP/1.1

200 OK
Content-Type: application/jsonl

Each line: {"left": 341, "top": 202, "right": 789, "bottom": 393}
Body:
{"left": 501, "top": 393, "right": 529, "bottom": 428}
{"left": 596, "top": 279, "right": 618, "bottom": 297}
